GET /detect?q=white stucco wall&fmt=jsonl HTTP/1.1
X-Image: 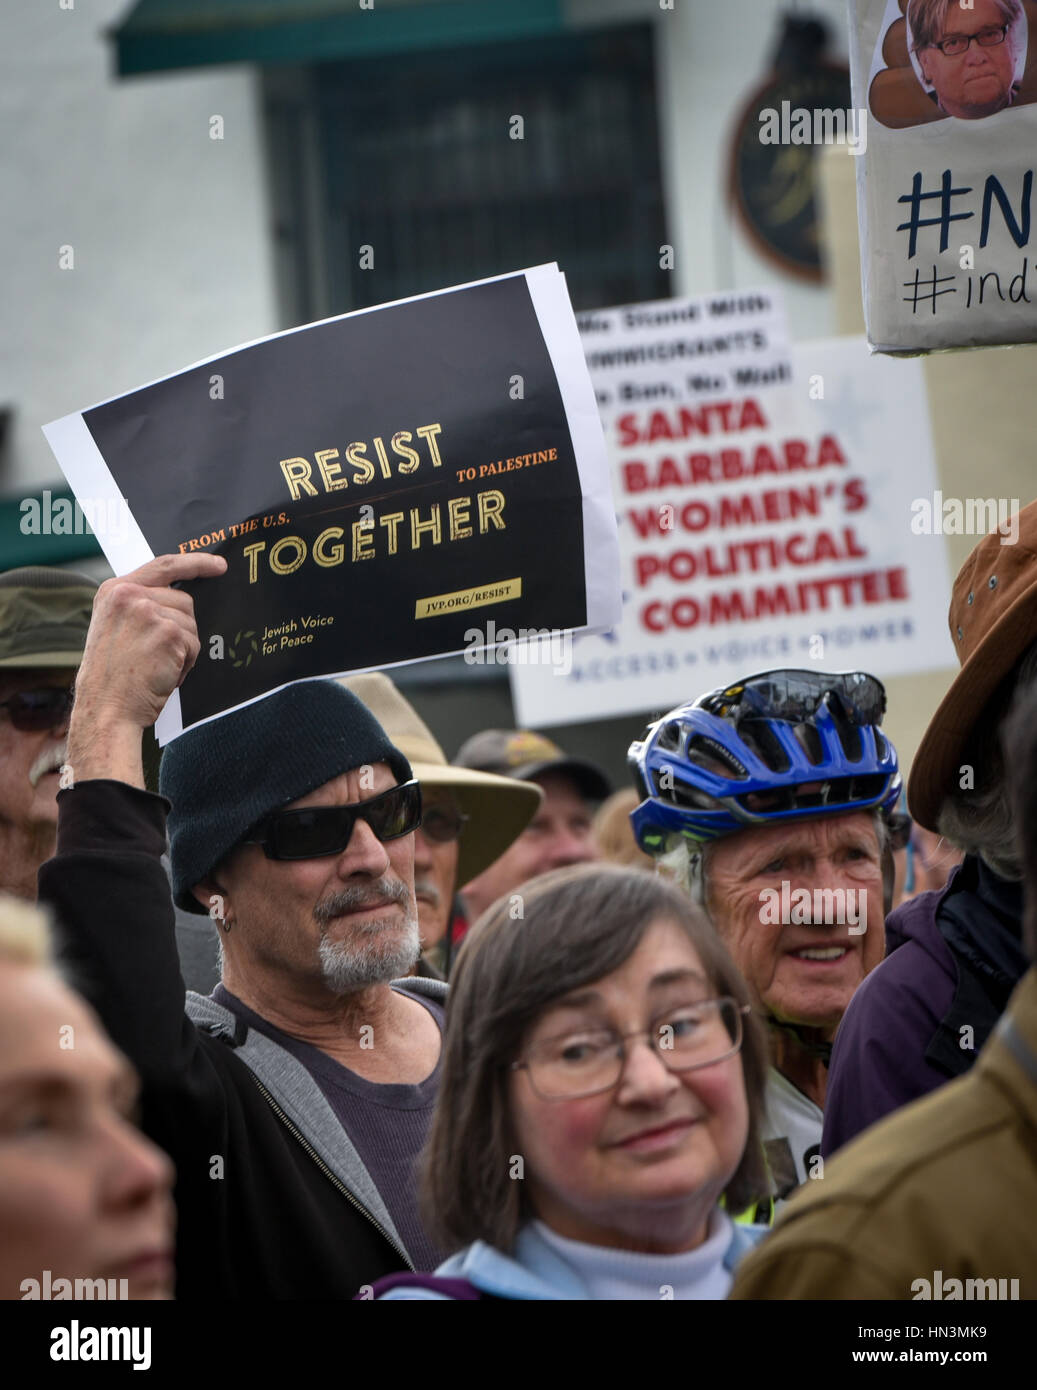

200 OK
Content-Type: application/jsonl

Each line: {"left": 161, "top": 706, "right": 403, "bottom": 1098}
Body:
{"left": 658, "top": 0, "right": 852, "bottom": 338}
{"left": 1, "top": 0, "right": 278, "bottom": 493}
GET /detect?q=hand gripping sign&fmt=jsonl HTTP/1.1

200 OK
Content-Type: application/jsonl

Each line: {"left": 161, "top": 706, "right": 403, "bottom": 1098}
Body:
{"left": 43, "top": 265, "right": 620, "bottom": 741}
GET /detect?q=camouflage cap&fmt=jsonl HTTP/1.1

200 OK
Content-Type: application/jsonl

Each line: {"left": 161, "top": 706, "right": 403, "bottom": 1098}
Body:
{"left": 0, "top": 567, "right": 98, "bottom": 670}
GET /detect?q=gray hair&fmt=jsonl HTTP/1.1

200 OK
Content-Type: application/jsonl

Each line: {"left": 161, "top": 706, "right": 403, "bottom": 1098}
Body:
{"left": 936, "top": 641, "right": 1037, "bottom": 880}
{"left": 658, "top": 809, "right": 891, "bottom": 915}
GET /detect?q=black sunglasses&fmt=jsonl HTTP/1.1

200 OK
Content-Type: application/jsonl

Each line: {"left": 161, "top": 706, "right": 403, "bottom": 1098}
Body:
{"left": 0, "top": 687, "right": 74, "bottom": 733}
{"left": 699, "top": 669, "right": 887, "bottom": 728}
{"left": 419, "top": 804, "right": 469, "bottom": 844}
{"left": 243, "top": 780, "right": 422, "bottom": 861}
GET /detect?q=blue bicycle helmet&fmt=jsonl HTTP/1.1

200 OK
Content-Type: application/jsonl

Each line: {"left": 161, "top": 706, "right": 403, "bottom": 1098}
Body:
{"left": 628, "top": 668, "right": 902, "bottom": 856}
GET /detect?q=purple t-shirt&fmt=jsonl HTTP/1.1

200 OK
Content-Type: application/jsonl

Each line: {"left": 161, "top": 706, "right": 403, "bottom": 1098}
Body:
{"left": 213, "top": 983, "right": 445, "bottom": 1272}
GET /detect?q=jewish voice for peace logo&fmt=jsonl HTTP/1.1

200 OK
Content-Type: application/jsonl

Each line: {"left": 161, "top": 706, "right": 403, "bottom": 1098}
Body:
{"left": 228, "top": 630, "right": 259, "bottom": 668}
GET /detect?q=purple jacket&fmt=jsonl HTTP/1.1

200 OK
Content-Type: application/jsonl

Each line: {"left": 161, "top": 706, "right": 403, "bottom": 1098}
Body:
{"left": 822, "top": 856, "right": 1025, "bottom": 1158}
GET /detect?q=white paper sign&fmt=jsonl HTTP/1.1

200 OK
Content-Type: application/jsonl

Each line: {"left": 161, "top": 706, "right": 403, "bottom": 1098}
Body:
{"left": 511, "top": 332, "right": 955, "bottom": 727}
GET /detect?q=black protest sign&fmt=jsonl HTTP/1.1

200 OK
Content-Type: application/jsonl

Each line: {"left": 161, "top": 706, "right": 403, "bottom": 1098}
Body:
{"left": 45, "top": 267, "right": 618, "bottom": 739}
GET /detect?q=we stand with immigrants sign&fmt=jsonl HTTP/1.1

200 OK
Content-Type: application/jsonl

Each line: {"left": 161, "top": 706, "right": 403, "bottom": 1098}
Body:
{"left": 43, "top": 265, "right": 620, "bottom": 741}
{"left": 850, "top": 0, "right": 1037, "bottom": 351}
{"left": 509, "top": 289, "right": 955, "bottom": 728}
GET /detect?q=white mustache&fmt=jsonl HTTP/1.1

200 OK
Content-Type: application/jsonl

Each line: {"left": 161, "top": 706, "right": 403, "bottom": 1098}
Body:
{"left": 28, "top": 742, "right": 67, "bottom": 789}
{"left": 414, "top": 878, "right": 441, "bottom": 908}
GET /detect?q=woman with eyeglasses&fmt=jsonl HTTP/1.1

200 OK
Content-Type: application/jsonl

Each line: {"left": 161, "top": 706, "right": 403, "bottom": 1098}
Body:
{"left": 373, "top": 863, "right": 771, "bottom": 1300}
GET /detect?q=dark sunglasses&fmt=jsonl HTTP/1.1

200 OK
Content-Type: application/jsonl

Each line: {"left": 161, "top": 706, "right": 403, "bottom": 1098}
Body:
{"left": 419, "top": 804, "right": 469, "bottom": 844}
{"left": 0, "top": 687, "right": 74, "bottom": 733}
{"left": 243, "top": 780, "right": 422, "bottom": 861}
{"left": 699, "top": 669, "right": 887, "bottom": 728}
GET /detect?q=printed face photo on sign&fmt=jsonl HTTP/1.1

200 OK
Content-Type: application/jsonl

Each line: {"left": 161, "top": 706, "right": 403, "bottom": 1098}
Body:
{"left": 868, "top": 0, "right": 1034, "bottom": 128}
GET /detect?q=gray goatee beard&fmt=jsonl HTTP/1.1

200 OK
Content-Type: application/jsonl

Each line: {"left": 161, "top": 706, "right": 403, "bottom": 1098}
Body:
{"left": 314, "top": 877, "right": 420, "bottom": 994}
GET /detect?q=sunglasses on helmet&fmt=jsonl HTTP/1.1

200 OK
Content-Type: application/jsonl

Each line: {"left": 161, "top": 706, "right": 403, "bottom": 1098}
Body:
{"left": 0, "top": 686, "right": 74, "bottom": 733}
{"left": 699, "top": 669, "right": 887, "bottom": 728}
{"left": 243, "top": 780, "right": 422, "bottom": 861}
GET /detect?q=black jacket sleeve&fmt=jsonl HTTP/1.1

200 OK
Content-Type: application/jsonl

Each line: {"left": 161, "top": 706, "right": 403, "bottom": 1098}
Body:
{"left": 39, "top": 779, "right": 207, "bottom": 1089}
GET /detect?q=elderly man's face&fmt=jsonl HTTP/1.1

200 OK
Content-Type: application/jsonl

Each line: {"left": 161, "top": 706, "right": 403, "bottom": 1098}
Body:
{"left": 461, "top": 773, "right": 599, "bottom": 924}
{"left": 412, "top": 786, "right": 461, "bottom": 951}
{"left": 918, "top": 0, "right": 1018, "bottom": 119}
{"left": 0, "top": 669, "right": 75, "bottom": 893}
{"left": 704, "top": 812, "right": 885, "bottom": 1036}
{"left": 206, "top": 762, "right": 420, "bottom": 995}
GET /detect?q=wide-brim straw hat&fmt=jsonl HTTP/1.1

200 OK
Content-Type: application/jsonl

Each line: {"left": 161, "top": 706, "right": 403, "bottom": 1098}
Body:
{"left": 908, "top": 498, "right": 1037, "bottom": 832}
{"left": 340, "top": 672, "right": 542, "bottom": 887}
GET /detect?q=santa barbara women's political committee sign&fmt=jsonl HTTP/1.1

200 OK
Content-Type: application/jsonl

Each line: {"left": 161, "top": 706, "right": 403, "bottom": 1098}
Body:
{"left": 43, "top": 265, "right": 620, "bottom": 741}
{"left": 851, "top": 0, "right": 1037, "bottom": 351}
{"left": 509, "top": 295, "right": 955, "bottom": 728}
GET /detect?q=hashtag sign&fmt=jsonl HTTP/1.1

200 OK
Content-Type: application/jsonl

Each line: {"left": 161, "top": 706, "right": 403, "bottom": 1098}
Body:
{"left": 896, "top": 170, "right": 973, "bottom": 258}
{"left": 902, "top": 265, "right": 957, "bottom": 314}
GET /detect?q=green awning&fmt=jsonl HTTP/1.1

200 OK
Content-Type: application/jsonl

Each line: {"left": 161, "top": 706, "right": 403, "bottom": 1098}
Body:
{"left": 1, "top": 487, "right": 103, "bottom": 572}
{"left": 112, "top": 0, "right": 565, "bottom": 77}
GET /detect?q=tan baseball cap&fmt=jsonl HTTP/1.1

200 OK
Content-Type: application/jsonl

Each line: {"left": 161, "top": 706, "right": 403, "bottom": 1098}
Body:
{"left": 340, "top": 673, "right": 543, "bottom": 887}
{"left": 453, "top": 728, "right": 612, "bottom": 802}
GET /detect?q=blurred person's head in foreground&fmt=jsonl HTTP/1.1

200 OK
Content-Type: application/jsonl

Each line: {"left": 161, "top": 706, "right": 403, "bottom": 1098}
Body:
{"left": 419, "top": 864, "right": 768, "bottom": 1274}
{"left": 453, "top": 729, "right": 610, "bottom": 921}
{"left": 0, "top": 567, "right": 96, "bottom": 900}
{"left": 628, "top": 669, "right": 900, "bottom": 1041}
{"left": 910, "top": 498, "right": 1037, "bottom": 885}
{"left": 0, "top": 895, "right": 175, "bottom": 1300}
{"left": 592, "top": 787, "right": 656, "bottom": 872}
{"left": 341, "top": 674, "right": 541, "bottom": 972}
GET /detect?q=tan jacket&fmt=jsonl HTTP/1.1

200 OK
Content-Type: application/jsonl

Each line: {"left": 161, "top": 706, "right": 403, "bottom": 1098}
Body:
{"left": 730, "top": 968, "right": 1037, "bottom": 1300}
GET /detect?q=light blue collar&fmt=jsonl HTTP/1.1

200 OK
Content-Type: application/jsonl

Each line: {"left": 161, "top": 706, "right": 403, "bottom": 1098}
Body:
{"left": 435, "top": 1214, "right": 765, "bottom": 1300}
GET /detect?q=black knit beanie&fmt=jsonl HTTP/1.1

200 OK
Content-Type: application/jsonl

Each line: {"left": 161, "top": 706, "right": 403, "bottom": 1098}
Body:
{"left": 160, "top": 679, "right": 412, "bottom": 913}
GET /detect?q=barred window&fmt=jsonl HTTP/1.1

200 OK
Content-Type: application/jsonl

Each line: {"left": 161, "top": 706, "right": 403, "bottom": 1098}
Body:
{"left": 265, "top": 24, "right": 669, "bottom": 322}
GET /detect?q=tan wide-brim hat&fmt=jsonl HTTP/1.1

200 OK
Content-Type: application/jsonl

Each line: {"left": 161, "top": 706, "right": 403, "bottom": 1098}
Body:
{"left": 340, "top": 672, "right": 542, "bottom": 887}
{"left": 908, "top": 498, "right": 1037, "bottom": 832}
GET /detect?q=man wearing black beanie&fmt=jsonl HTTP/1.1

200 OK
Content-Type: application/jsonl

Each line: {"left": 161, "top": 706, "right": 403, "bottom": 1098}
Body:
{"left": 38, "top": 552, "right": 446, "bottom": 1299}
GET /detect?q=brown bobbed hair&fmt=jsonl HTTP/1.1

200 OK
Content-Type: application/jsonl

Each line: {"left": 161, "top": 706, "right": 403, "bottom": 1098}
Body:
{"left": 421, "top": 863, "right": 770, "bottom": 1254}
